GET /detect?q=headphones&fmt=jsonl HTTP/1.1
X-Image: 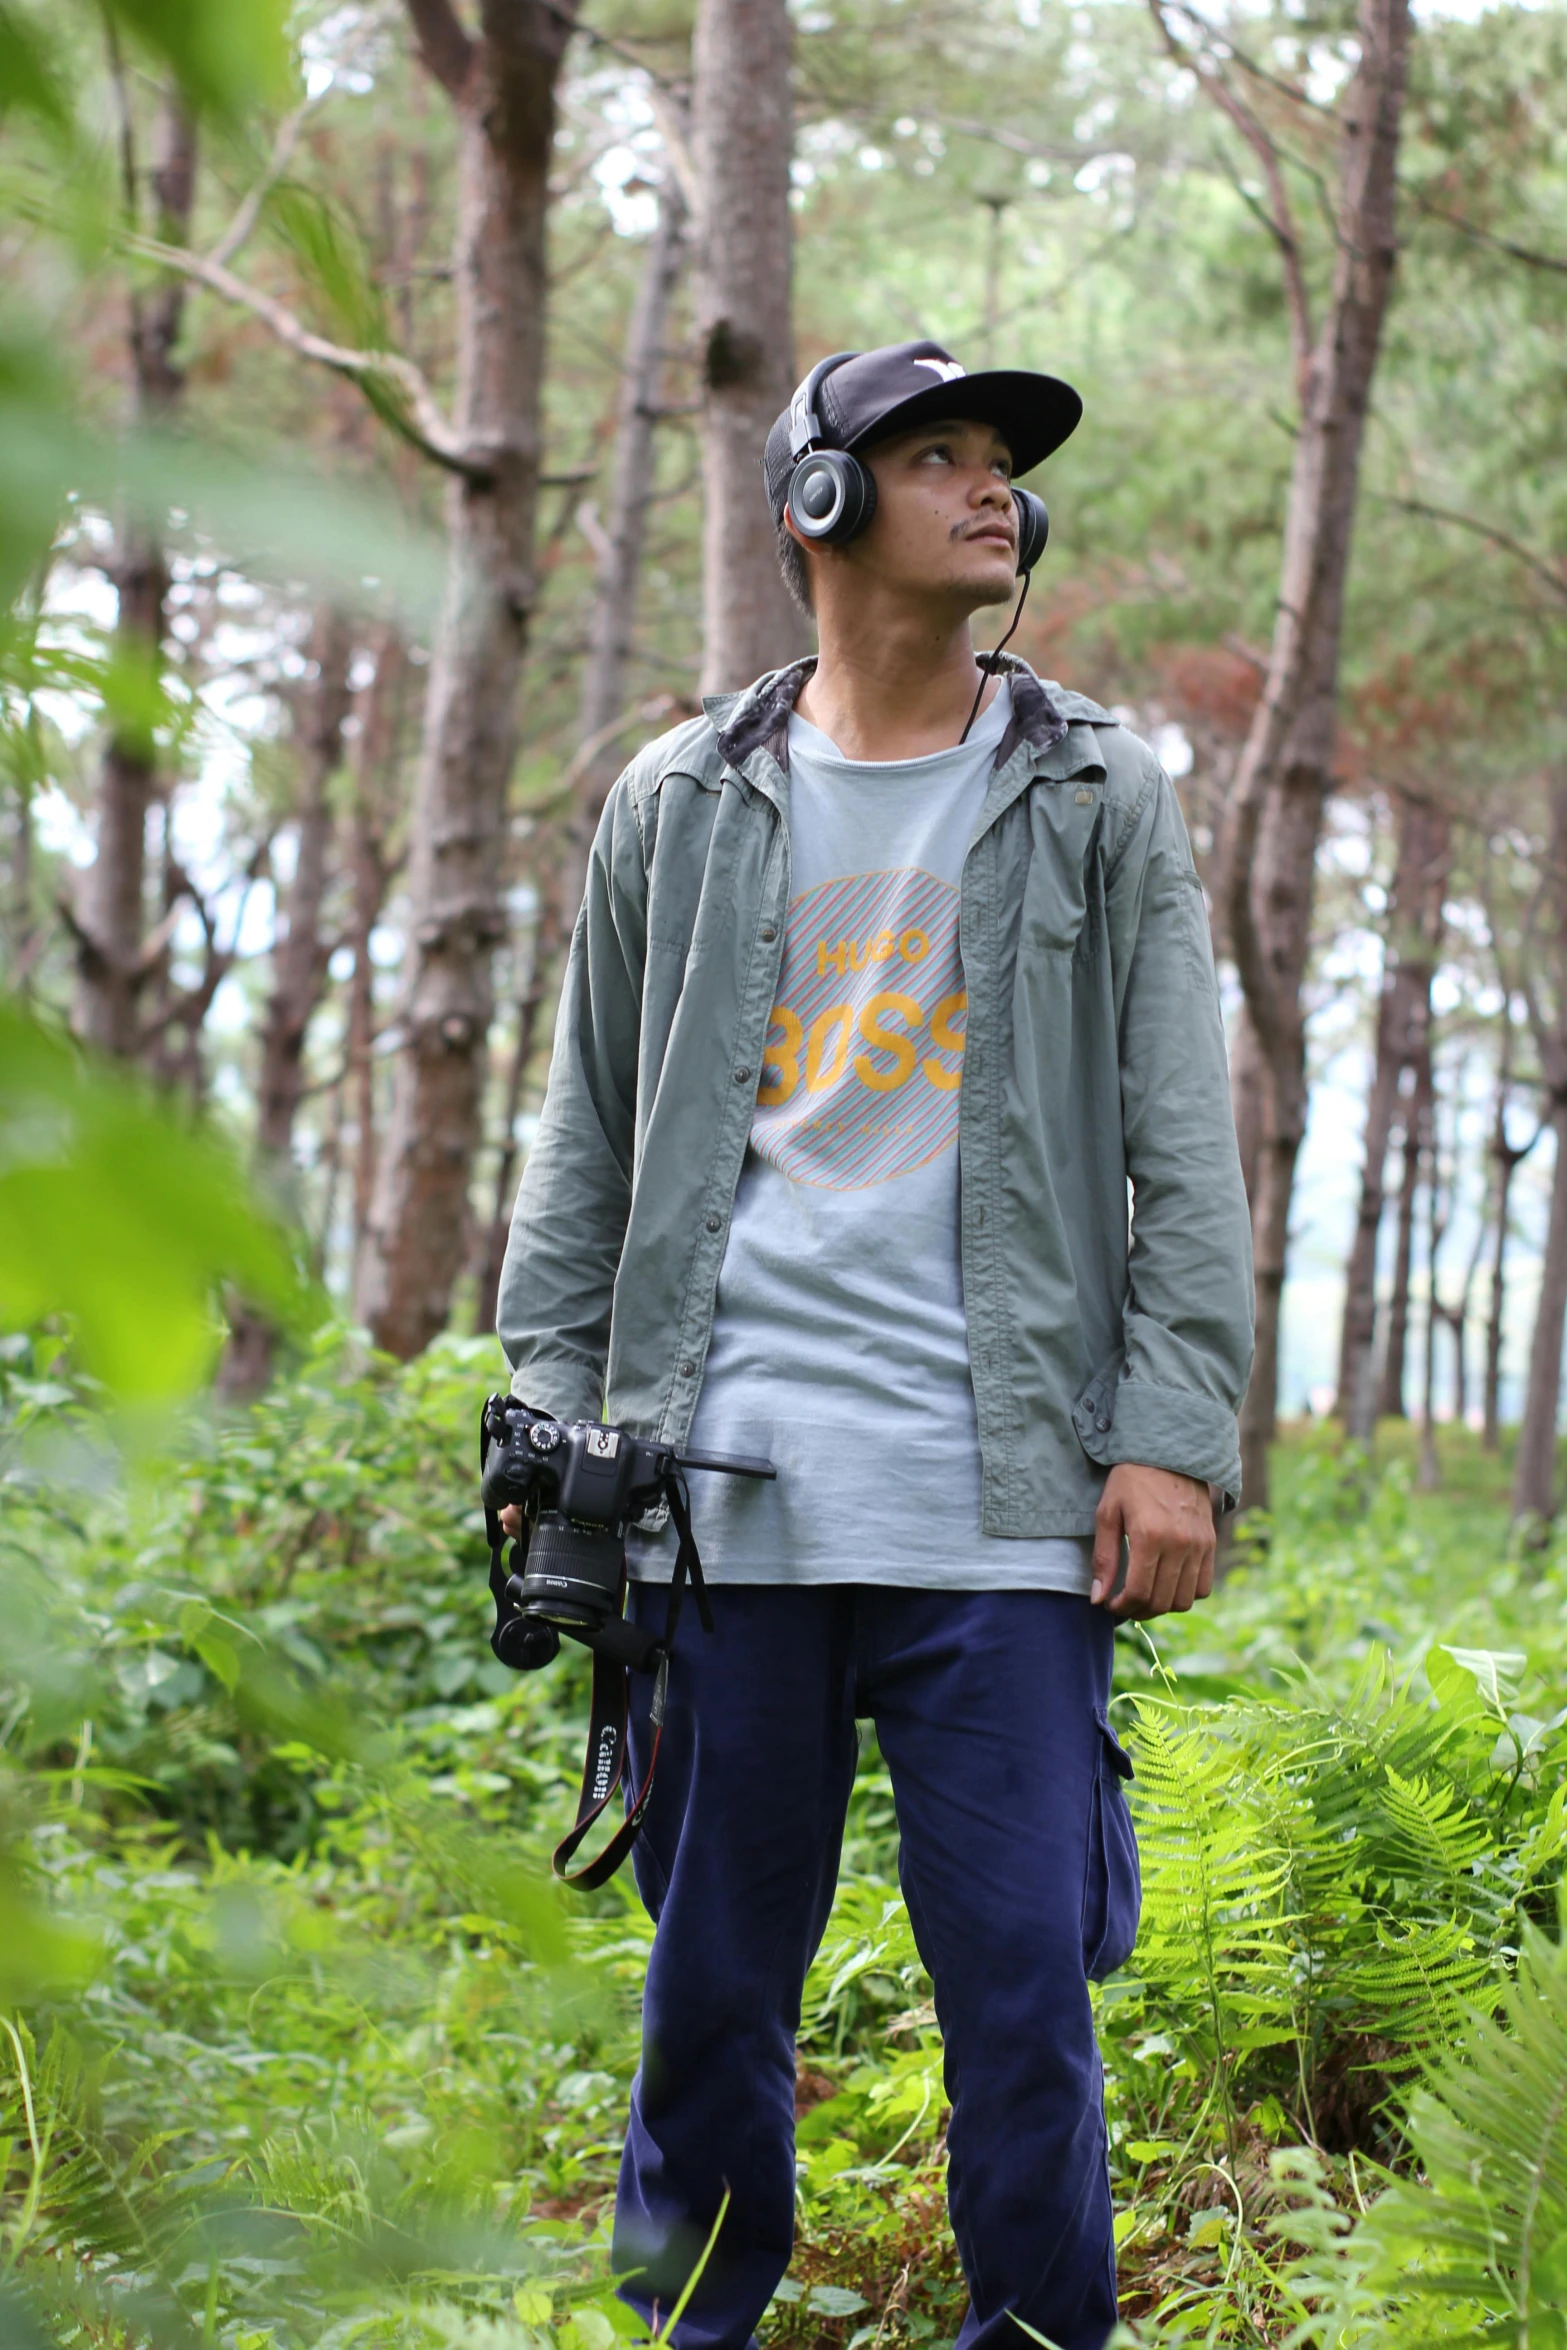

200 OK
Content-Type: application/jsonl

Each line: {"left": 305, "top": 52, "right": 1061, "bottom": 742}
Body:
{"left": 784, "top": 351, "right": 1050, "bottom": 575}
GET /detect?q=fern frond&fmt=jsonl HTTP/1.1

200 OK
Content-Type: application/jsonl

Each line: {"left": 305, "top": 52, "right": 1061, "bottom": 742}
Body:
{"left": 1340, "top": 1920, "right": 1567, "bottom": 2341}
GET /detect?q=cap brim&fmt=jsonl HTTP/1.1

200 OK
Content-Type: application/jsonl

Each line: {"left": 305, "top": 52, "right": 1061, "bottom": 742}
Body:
{"left": 846, "top": 369, "right": 1082, "bottom": 477}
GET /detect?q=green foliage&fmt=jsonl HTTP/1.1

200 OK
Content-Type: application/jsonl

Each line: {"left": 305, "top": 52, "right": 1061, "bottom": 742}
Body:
{"left": 0, "top": 1001, "right": 317, "bottom": 1396}
{"left": 12, "top": 1360, "right": 1567, "bottom": 2350}
{"left": 1346, "top": 1911, "right": 1567, "bottom": 2345}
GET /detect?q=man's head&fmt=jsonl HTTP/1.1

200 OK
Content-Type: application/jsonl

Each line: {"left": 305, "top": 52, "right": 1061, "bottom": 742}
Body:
{"left": 764, "top": 341, "right": 1080, "bottom": 624}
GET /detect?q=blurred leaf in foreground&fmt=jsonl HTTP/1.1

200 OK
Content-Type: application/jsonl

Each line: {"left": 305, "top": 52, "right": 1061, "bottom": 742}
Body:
{"left": 0, "top": 1000, "right": 321, "bottom": 1398}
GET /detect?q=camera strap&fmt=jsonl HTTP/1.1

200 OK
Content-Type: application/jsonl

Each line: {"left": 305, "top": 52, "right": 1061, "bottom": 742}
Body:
{"left": 551, "top": 1468, "right": 713, "bottom": 1890}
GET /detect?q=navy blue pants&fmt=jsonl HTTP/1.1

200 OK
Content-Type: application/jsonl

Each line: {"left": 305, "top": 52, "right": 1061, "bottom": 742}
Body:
{"left": 611, "top": 1586, "right": 1140, "bottom": 2350}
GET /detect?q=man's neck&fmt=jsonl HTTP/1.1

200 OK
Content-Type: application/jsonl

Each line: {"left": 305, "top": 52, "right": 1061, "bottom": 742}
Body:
{"left": 794, "top": 599, "right": 1004, "bottom": 762}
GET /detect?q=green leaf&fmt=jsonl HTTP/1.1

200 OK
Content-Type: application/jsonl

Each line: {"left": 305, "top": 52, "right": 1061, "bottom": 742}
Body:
{"left": 1534, "top": 2224, "right": 1567, "bottom": 2305}
{"left": 0, "top": 1001, "right": 320, "bottom": 1399}
{"left": 1437, "top": 1646, "right": 1527, "bottom": 1721}
{"left": 102, "top": 0, "right": 292, "bottom": 124}
{"left": 0, "top": 7, "right": 68, "bottom": 134}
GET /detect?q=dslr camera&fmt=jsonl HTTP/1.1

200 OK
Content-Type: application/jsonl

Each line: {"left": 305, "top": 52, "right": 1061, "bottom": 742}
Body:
{"left": 479, "top": 1392, "right": 773, "bottom": 1674}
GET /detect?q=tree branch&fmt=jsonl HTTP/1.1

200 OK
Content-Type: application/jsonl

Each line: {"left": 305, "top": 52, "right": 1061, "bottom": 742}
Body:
{"left": 1375, "top": 492, "right": 1567, "bottom": 606}
{"left": 1148, "top": 0, "right": 1314, "bottom": 403}
{"left": 127, "top": 233, "right": 488, "bottom": 478}
{"left": 207, "top": 93, "right": 317, "bottom": 271}
{"left": 402, "top": 0, "right": 475, "bottom": 96}
{"left": 1411, "top": 192, "right": 1567, "bottom": 277}
{"left": 207, "top": 6, "right": 395, "bottom": 277}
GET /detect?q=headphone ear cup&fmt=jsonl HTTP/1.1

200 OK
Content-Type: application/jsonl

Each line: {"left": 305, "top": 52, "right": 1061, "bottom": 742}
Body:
{"left": 787, "top": 450, "right": 877, "bottom": 545}
{"left": 1012, "top": 487, "right": 1049, "bottom": 574}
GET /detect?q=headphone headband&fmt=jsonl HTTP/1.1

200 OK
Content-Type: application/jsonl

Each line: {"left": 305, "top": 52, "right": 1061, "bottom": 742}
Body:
{"left": 787, "top": 351, "right": 860, "bottom": 461}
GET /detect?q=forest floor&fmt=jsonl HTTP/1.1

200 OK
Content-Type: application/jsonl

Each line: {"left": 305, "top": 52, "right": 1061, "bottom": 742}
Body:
{"left": 5, "top": 1335, "right": 1567, "bottom": 2348}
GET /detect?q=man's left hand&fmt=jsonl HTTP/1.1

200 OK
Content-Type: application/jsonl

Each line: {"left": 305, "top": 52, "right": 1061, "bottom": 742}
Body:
{"left": 1091, "top": 1462, "right": 1215, "bottom": 1619}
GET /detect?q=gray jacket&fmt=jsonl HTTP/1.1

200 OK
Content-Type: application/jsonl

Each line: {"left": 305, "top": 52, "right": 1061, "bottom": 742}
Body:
{"left": 498, "top": 656, "right": 1254, "bottom": 1528}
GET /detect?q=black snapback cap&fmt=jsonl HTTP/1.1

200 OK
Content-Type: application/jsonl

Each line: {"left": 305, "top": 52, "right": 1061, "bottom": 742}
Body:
{"left": 764, "top": 339, "right": 1082, "bottom": 520}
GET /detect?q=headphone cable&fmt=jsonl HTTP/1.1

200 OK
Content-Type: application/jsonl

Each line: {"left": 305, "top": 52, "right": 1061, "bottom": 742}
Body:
{"left": 958, "top": 570, "right": 1031, "bottom": 747}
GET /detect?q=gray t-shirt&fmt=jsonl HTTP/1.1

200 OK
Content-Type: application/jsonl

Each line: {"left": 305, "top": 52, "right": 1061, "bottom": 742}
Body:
{"left": 629, "top": 680, "right": 1092, "bottom": 1594}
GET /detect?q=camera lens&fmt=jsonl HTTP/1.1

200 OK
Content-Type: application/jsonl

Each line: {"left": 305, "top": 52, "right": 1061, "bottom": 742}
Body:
{"left": 496, "top": 1616, "right": 560, "bottom": 1671}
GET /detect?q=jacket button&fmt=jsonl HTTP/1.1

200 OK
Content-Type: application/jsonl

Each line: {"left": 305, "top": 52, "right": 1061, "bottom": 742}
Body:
{"left": 1096, "top": 1415, "right": 1111, "bottom": 1432}
{"left": 705, "top": 1214, "right": 721, "bottom": 1233}
{"left": 680, "top": 1360, "right": 697, "bottom": 1378}
{"left": 734, "top": 1066, "right": 752, "bottom": 1084}
{"left": 761, "top": 924, "right": 777, "bottom": 943}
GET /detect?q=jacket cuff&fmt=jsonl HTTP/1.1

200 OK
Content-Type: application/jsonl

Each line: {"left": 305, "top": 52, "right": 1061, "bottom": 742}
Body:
{"left": 507, "top": 1360, "right": 605, "bottom": 1427}
{"left": 1073, "top": 1376, "right": 1242, "bottom": 1513}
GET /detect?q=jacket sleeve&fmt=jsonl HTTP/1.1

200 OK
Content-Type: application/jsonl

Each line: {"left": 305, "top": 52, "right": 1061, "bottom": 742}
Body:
{"left": 495, "top": 770, "right": 648, "bottom": 1424}
{"left": 1080, "top": 751, "right": 1255, "bottom": 1507}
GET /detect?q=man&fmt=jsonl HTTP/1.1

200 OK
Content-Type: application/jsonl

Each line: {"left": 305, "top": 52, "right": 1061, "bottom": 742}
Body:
{"left": 498, "top": 341, "right": 1253, "bottom": 2350}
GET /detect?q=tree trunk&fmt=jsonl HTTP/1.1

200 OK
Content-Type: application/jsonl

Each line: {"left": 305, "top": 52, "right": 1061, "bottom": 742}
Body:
{"left": 1417, "top": 1081, "right": 1452, "bottom": 1491}
{"left": 358, "top": 0, "right": 578, "bottom": 1361}
{"left": 692, "top": 0, "right": 804, "bottom": 693}
{"left": 1222, "top": 0, "right": 1412, "bottom": 1513}
{"left": 345, "top": 626, "right": 409, "bottom": 1288}
{"left": 220, "top": 613, "right": 356, "bottom": 1396}
{"left": 1244, "top": 1092, "right": 1308, "bottom": 1506}
{"left": 254, "top": 612, "right": 354, "bottom": 1166}
{"left": 1513, "top": 1103, "right": 1567, "bottom": 1530}
{"left": 1377, "top": 1042, "right": 1432, "bottom": 1424}
{"left": 74, "top": 533, "right": 170, "bottom": 1056}
{"left": 472, "top": 859, "right": 562, "bottom": 1338}
{"left": 1483, "top": 1109, "right": 1530, "bottom": 1454}
{"left": 1336, "top": 793, "right": 1450, "bottom": 1432}
{"left": 565, "top": 178, "right": 687, "bottom": 922}
{"left": 1377, "top": 1098, "right": 1416, "bottom": 1424}
{"left": 71, "top": 90, "right": 195, "bottom": 1059}
{"left": 1513, "top": 770, "right": 1567, "bottom": 1529}
{"left": 1229, "top": 1010, "right": 1267, "bottom": 1209}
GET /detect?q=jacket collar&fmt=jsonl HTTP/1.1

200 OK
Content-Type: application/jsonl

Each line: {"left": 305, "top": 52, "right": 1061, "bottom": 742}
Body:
{"left": 705, "top": 652, "right": 1071, "bottom": 775}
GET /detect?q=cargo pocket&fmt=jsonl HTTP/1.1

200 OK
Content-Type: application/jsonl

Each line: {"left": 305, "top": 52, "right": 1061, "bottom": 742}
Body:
{"left": 1080, "top": 1712, "right": 1142, "bottom": 1982}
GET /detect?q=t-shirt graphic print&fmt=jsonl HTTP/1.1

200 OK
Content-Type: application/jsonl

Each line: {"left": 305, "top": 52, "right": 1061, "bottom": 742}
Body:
{"left": 754, "top": 867, "right": 966, "bottom": 1190}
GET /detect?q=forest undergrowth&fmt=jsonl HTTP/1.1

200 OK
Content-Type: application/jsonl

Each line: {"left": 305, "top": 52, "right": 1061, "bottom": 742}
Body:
{"left": 8, "top": 1332, "right": 1567, "bottom": 2348}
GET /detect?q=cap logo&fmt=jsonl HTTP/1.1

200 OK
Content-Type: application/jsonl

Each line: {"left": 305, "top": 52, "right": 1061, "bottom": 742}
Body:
{"left": 912, "top": 358, "right": 966, "bottom": 382}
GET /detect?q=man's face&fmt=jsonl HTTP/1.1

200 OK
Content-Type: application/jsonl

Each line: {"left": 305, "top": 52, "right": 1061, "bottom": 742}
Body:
{"left": 847, "top": 416, "right": 1020, "bottom": 610}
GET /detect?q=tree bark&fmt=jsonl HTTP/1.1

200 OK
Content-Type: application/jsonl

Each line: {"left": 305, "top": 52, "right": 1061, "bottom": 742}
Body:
{"left": 565, "top": 178, "right": 688, "bottom": 924}
{"left": 72, "top": 89, "right": 196, "bottom": 1059}
{"left": 692, "top": 0, "right": 804, "bottom": 693}
{"left": 254, "top": 612, "right": 354, "bottom": 1166}
{"left": 358, "top": 0, "right": 578, "bottom": 1360}
{"left": 1336, "top": 793, "right": 1450, "bottom": 1433}
{"left": 472, "top": 858, "right": 562, "bottom": 1338}
{"left": 1513, "top": 1102, "right": 1567, "bottom": 1530}
{"left": 1433, "top": 1139, "right": 1491, "bottom": 1446}
{"left": 345, "top": 626, "right": 410, "bottom": 1287}
{"left": 1483, "top": 1068, "right": 1535, "bottom": 1451}
{"left": 1417, "top": 1070, "right": 1451, "bottom": 1491}
{"left": 1483, "top": 1176, "right": 1509, "bottom": 1450}
{"left": 220, "top": 614, "right": 355, "bottom": 1396}
{"left": 1377, "top": 1077, "right": 1421, "bottom": 1424}
{"left": 1229, "top": 1011, "right": 1267, "bottom": 1209}
{"left": 1217, "top": 0, "right": 1412, "bottom": 1513}
{"left": 1513, "top": 770, "right": 1567, "bottom": 1529}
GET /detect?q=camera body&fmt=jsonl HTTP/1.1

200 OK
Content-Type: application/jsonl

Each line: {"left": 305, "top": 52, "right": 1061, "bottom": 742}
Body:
{"left": 479, "top": 1393, "right": 773, "bottom": 1672}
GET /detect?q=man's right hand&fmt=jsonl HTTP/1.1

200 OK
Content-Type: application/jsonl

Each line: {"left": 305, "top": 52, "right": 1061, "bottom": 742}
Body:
{"left": 500, "top": 1504, "right": 522, "bottom": 1538}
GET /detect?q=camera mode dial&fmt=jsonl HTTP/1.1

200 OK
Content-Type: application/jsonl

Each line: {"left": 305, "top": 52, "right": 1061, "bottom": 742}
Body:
{"left": 528, "top": 1421, "right": 564, "bottom": 1453}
